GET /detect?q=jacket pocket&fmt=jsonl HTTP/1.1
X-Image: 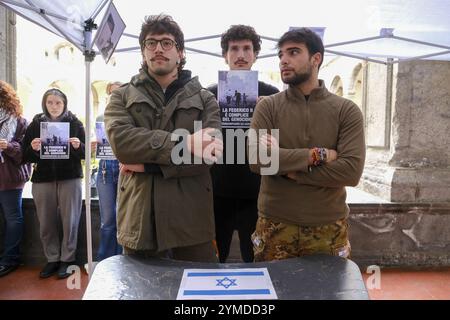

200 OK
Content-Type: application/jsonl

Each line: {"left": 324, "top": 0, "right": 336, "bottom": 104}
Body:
{"left": 126, "top": 102, "right": 157, "bottom": 128}
{"left": 174, "top": 102, "right": 204, "bottom": 132}
{"left": 116, "top": 174, "right": 139, "bottom": 237}
{"left": 116, "top": 173, "right": 152, "bottom": 247}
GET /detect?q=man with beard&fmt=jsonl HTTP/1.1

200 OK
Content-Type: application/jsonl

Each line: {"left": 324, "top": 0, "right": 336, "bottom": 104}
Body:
{"left": 105, "top": 14, "right": 222, "bottom": 262}
{"left": 249, "top": 28, "right": 365, "bottom": 262}
{"left": 208, "top": 25, "right": 279, "bottom": 263}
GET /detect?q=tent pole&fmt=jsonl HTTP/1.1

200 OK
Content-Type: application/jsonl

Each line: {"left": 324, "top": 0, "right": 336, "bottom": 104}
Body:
{"left": 84, "top": 58, "right": 93, "bottom": 281}
{"left": 83, "top": 18, "right": 97, "bottom": 281}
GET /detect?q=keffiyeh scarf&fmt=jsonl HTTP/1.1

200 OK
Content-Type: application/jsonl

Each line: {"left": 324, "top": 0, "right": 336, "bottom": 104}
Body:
{"left": 0, "top": 109, "right": 17, "bottom": 163}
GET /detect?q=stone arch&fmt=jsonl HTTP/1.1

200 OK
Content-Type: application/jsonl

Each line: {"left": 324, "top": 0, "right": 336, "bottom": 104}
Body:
{"left": 348, "top": 63, "right": 364, "bottom": 108}
{"left": 348, "top": 63, "right": 363, "bottom": 92}
{"left": 91, "top": 80, "right": 109, "bottom": 118}
{"left": 330, "top": 76, "right": 343, "bottom": 96}
{"left": 54, "top": 42, "right": 76, "bottom": 63}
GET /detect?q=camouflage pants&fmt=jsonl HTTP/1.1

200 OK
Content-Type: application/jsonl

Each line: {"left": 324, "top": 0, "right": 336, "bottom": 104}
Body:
{"left": 252, "top": 216, "right": 351, "bottom": 262}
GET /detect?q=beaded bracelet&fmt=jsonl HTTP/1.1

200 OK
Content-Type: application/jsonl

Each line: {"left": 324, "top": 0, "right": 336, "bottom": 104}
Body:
{"left": 312, "top": 147, "right": 327, "bottom": 166}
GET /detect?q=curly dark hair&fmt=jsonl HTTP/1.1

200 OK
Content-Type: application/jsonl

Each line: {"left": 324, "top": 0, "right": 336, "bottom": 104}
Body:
{"left": 0, "top": 80, "right": 22, "bottom": 117}
{"left": 221, "top": 25, "right": 261, "bottom": 57}
{"left": 139, "top": 14, "right": 186, "bottom": 73}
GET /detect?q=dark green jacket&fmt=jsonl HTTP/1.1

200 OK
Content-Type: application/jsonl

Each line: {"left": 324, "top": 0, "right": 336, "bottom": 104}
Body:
{"left": 105, "top": 70, "right": 221, "bottom": 251}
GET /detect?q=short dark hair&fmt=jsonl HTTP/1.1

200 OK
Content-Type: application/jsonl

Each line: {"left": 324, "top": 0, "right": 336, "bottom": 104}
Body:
{"left": 221, "top": 25, "right": 261, "bottom": 57}
{"left": 139, "top": 14, "right": 186, "bottom": 72}
{"left": 277, "top": 28, "right": 325, "bottom": 69}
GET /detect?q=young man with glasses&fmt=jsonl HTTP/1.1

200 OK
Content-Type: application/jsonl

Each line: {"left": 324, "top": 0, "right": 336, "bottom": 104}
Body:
{"left": 104, "top": 14, "right": 222, "bottom": 262}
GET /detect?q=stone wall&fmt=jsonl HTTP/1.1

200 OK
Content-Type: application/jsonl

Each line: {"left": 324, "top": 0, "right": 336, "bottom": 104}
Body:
{"left": 392, "top": 61, "right": 450, "bottom": 168}
{"left": 349, "top": 202, "right": 450, "bottom": 267}
{"left": 361, "top": 60, "right": 450, "bottom": 202}
{"left": 0, "top": 7, "right": 16, "bottom": 85}
{"left": 365, "top": 63, "right": 390, "bottom": 148}
{"left": 1, "top": 199, "right": 449, "bottom": 267}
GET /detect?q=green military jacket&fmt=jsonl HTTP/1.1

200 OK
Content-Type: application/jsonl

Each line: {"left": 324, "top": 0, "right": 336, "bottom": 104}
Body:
{"left": 105, "top": 70, "right": 221, "bottom": 251}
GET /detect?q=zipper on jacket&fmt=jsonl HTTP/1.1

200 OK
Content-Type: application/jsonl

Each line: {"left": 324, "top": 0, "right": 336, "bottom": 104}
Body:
{"left": 165, "top": 86, "right": 190, "bottom": 107}
{"left": 304, "top": 99, "right": 311, "bottom": 143}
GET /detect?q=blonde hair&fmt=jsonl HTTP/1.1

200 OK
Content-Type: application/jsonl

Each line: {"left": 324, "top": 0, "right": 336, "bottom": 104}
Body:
{"left": 106, "top": 81, "right": 123, "bottom": 95}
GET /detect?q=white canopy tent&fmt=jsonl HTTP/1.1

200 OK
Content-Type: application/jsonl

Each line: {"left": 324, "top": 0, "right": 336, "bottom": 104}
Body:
{"left": 1, "top": 0, "right": 450, "bottom": 281}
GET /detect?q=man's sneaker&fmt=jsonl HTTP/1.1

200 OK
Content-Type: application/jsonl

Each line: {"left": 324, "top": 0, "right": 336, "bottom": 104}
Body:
{"left": 39, "top": 262, "right": 60, "bottom": 278}
{"left": 57, "top": 261, "right": 76, "bottom": 279}
{"left": 0, "top": 264, "right": 19, "bottom": 277}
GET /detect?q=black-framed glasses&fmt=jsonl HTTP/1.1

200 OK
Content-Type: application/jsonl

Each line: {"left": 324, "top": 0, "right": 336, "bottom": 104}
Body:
{"left": 143, "top": 38, "right": 178, "bottom": 51}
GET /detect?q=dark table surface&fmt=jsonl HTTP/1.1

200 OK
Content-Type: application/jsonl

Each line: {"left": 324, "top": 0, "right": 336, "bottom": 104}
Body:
{"left": 83, "top": 254, "right": 369, "bottom": 300}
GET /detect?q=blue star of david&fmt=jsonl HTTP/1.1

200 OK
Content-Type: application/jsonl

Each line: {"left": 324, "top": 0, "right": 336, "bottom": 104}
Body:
{"left": 216, "top": 277, "right": 237, "bottom": 289}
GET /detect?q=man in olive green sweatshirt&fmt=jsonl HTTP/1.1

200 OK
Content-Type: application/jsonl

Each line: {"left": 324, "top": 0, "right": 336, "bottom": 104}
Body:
{"left": 249, "top": 28, "right": 365, "bottom": 262}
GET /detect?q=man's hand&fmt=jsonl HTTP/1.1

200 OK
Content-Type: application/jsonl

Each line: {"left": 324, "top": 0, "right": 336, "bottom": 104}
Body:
{"left": 0, "top": 139, "right": 8, "bottom": 151}
{"left": 90, "top": 140, "right": 97, "bottom": 153}
{"left": 260, "top": 133, "right": 279, "bottom": 149}
{"left": 286, "top": 172, "right": 297, "bottom": 181}
{"left": 31, "top": 138, "right": 41, "bottom": 152}
{"left": 186, "top": 128, "right": 223, "bottom": 163}
{"left": 288, "top": 148, "right": 339, "bottom": 181}
{"left": 119, "top": 163, "right": 145, "bottom": 176}
{"left": 69, "top": 137, "right": 81, "bottom": 150}
{"left": 326, "top": 149, "right": 337, "bottom": 162}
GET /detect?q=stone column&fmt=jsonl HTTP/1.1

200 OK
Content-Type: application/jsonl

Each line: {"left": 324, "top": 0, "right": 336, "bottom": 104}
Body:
{"left": 361, "top": 60, "right": 450, "bottom": 202}
{"left": 0, "top": 6, "right": 16, "bottom": 87}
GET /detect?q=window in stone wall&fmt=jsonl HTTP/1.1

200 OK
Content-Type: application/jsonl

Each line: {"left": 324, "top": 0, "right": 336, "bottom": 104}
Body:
{"left": 348, "top": 63, "right": 364, "bottom": 110}
{"left": 91, "top": 81, "right": 110, "bottom": 118}
{"left": 54, "top": 43, "right": 76, "bottom": 64}
{"left": 330, "top": 76, "right": 343, "bottom": 96}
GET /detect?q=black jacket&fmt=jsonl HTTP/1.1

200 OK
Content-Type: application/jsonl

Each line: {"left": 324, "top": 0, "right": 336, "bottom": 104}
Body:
{"left": 22, "top": 111, "right": 85, "bottom": 183}
{"left": 208, "top": 81, "right": 279, "bottom": 199}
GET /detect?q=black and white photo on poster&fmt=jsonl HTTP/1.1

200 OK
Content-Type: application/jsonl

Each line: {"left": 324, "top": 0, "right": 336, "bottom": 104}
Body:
{"left": 40, "top": 122, "right": 70, "bottom": 159}
{"left": 218, "top": 70, "right": 258, "bottom": 129}
{"left": 95, "top": 122, "right": 115, "bottom": 160}
{"left": 94, "top": 2, "right": 126, "bottom": 63}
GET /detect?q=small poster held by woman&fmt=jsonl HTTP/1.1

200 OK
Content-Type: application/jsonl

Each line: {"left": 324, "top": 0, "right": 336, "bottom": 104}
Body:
{"left": 40, "top": 122, "right": 70, "bottom": 159}
{"left": 95, "top": 122, "right": 115, "bottom": 160}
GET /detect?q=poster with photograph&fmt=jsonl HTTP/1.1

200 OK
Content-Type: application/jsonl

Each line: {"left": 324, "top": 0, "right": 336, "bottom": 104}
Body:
{"left": 218, "top": 70, "right": 258, "bottom": 129}
{"left": 94, "top": 2, "right": 126, "bottom": 63}
{"left": 95, "top": 122, "right": 115, "bottom": 160}
{"left": 40, "top": 122, "right": 70, "bottom": 159}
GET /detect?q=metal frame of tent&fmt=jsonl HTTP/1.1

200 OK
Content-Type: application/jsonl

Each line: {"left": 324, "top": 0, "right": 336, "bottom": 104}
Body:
{"left": 0, "top": 0, "right": 112, "bottom": 279}
{"left": 1, "top": 0, "right": 450, "bottom": 282}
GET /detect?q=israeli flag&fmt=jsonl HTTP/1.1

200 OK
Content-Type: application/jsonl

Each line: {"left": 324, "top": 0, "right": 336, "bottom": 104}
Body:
{"left": 177, "top": 268, "right": 278, "bottom": 300}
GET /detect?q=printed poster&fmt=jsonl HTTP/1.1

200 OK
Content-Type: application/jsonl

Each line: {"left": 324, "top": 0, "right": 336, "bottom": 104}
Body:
{"left": 218, "top": 70, "right": 258, "bottom": 129}
{"left": 94, "top": 2, "right": 126, "bottom": 63}
{"left": 40, "top": 122, "right": 70, "bottom": 159}
{"left": 95, "top": 122, "right": 115, "bottom": 160}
